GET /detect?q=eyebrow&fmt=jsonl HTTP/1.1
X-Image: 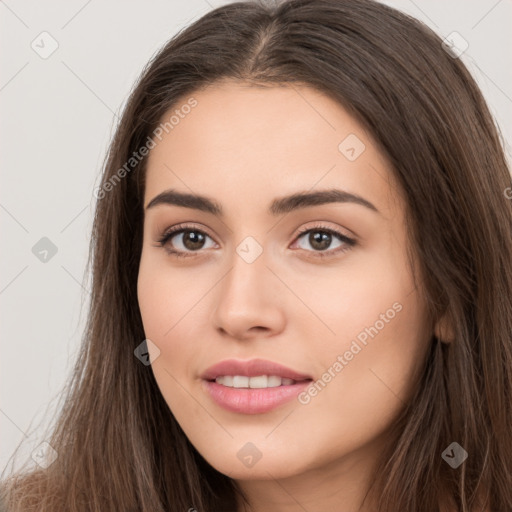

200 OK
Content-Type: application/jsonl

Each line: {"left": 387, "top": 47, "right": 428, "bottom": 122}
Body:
{"left": 145, "top": 188, "right": 379, "bottom": 216}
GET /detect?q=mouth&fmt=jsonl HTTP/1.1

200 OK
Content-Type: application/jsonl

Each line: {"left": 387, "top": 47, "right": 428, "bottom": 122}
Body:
{"left": 207, "top": 375, "right": 311, "bottom": 388}
{"left": 200, "top": 359, "right": 313, "bottom": 414}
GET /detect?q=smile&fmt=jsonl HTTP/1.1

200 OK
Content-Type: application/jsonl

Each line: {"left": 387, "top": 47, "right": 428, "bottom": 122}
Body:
{"left": 213, "top": 375, "right": 300, "bottom": 388}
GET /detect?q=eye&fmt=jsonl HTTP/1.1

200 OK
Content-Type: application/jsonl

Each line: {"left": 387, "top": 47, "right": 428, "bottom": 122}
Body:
{"left": 155, "top": 222, "right": 356, "bottom": 259}
{"left": 156, "top": 223, "right": 217, "bottom": 258}
{"left": 292, "top": 223, "right": 356, "bottom": 258}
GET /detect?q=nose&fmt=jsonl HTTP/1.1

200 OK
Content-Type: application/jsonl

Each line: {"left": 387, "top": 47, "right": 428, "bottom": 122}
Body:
{"left": 211, "top": 242, "right": 286, "bottom": 341}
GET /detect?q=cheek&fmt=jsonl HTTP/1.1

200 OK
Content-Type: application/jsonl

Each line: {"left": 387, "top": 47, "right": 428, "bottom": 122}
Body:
{"left": 137, "top": 260, "right": 178, "bottom": 361}
{"left": 137, "top": 258, "right": 212, "bottom": 411}
{"left": 137, "top": 254, "right": 206, "bottom": 346}
{"left": 299, "top": 286, "right": 429, "bottom": 450}
{"left": 293, "top": 248, "right": 429, "bottom": 436}
{"left": 289, "top": 262, "right": 416, "bottom": 371}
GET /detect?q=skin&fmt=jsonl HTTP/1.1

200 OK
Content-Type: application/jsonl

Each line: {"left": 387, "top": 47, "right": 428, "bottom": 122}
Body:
{"left": 137, "top": 80, "right": 447, "bottom": 512}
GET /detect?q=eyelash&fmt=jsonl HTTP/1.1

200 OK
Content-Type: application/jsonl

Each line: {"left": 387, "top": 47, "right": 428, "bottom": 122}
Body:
{"left": 155, "top": 222, "right": 356, "bottom": 260}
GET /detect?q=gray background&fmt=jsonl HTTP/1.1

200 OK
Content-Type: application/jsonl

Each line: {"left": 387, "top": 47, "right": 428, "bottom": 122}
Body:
{"left": 1, "top": 0, "right": 511, "bottom": 474}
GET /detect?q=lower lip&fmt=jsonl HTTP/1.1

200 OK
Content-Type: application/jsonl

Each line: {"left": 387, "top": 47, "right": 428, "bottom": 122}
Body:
{"left": 202, "top": 379, "right": 312, "bottom": 414}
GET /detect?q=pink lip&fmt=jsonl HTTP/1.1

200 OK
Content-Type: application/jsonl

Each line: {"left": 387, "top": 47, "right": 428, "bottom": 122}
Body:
{"left": 200, "top": 358, "right": 312, "bottom": 381}
{"left": 201, "top": 380, "right": 312, "bottom": 414}
{"left": 200, "top": 358, "right": 313, "bottom": 414}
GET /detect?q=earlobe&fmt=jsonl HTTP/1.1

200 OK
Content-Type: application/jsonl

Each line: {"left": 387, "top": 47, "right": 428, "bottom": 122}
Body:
{"left": 434, "top": 311, "right": 455, "bottom": 344}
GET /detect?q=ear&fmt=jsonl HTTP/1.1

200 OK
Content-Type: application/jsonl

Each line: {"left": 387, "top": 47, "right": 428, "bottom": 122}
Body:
{"left": 434, "top": 310, "right": 455, "bottom": 344}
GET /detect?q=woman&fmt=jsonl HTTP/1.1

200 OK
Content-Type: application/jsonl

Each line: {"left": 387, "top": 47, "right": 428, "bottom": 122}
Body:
{"left": 2, "top": 0, "right": 511, "bottom": 510}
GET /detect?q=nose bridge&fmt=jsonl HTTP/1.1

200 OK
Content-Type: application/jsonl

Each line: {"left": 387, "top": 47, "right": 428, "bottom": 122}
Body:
{"left": 212, "top": 234, "right": 284, "bottom": 337}
{"left": 223, "top": 235, "right": 271, "bottom": 304}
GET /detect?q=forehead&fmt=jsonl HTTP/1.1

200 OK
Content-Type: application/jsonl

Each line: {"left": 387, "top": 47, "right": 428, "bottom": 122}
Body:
{"left": 143, "top": 80, "right": 402, "bottom": 218}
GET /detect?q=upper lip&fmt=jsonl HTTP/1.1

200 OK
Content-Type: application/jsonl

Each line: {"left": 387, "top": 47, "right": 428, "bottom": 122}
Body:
{"left": 201, "top": 358, "right": 313, "bottom": 381}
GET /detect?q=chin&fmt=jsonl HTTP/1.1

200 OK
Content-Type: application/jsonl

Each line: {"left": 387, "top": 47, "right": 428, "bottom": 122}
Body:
{"left": 196, "top": 443, "right": 305, "bottom": 480}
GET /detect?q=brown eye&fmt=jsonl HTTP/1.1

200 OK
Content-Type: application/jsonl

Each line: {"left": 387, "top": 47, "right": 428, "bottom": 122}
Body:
{"left": 304, "top": 231, "right": 334, "bottom": 251}
{"left": 178, "top": 230, "right": 207, "bottom": 251}
{"left": 157, "top": 225, "right": 216, "bottom": 258}
{"left": 293, "top": 225, "right": 356, "bottom": 257}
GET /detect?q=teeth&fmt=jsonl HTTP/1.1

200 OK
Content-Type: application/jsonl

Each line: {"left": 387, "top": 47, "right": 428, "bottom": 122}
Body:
{"left": 214, "top": 375, "right": 297, "bottom": 388}
{"left": 232, "top": 376, "right": 249, "bottom": 388}
{"left": 222, "top": 375, "right": 234, "bottom": 386}
{"left": 248, "top": 375, "right": 267, "bottom": 388}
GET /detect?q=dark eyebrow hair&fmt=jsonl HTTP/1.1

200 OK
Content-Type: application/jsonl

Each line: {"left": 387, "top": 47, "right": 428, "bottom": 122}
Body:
{"left": 145, "top": 188, "right": 379, "bottom": 216}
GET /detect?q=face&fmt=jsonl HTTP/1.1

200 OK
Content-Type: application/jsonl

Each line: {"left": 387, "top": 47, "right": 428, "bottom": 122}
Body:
{"left": 137, "top": 80, "right": 432, "bottom": 485}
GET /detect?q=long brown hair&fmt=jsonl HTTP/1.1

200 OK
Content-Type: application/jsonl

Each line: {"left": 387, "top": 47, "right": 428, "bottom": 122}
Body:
{"left": 2, "top": 0, "right": 511, "bottom": 510}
